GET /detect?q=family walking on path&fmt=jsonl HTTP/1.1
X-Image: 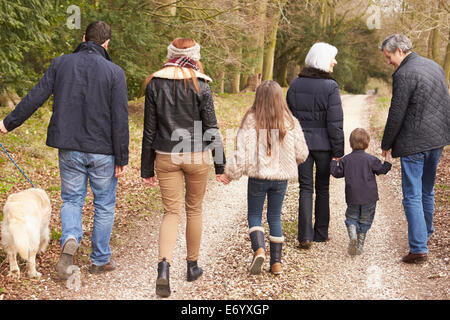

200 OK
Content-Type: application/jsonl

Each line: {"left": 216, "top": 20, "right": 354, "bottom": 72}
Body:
{"left": 0, "top": 21, "right": 449, "bottom": 299}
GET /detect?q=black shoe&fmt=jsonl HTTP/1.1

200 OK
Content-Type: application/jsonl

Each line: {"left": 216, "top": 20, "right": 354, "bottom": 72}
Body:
{"left": 298, "top": 239, "right": 312, "bottom": 249}
{"left": 187, "top": 260, "right": 203, "bottom": 282}
{"left": 156, "top": 258, "right": 171, "bottom": 297}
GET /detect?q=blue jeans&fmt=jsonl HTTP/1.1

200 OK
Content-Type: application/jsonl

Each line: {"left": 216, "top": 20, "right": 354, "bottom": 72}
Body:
{"left": 247, "top": 178, "right": 288, "bottom": 238}
{"left": 400, "top": 147, "right": 443, "bottom": 254}
{"left": 345, "top": 203, "right": 376, "bottom": 234}
{"left": 58, "top": 149, "right": 118, "bottom": 266}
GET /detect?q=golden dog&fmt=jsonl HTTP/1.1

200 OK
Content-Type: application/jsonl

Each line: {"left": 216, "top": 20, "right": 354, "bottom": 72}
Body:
{"left": 1, "top": 188, "right": 51, "bottom": 279}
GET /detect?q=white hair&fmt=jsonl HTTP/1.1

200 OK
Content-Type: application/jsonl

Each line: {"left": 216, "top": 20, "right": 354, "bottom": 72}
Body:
{"left": 305, "top": 42, "right": 338, "bottom": 72}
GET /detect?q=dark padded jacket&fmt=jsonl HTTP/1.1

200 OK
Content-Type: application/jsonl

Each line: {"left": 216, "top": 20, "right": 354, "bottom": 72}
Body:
{"left": 381, "top": 52, "right": 450, "bottom": 157}
{"left": 286, "top": 68, "right": 345, "bottom": 158}
{"left": 3, "top": 41, "right": 129, "bottom": 166}
{"left": 141, "top": 67, "right": 225, "bottom": 178}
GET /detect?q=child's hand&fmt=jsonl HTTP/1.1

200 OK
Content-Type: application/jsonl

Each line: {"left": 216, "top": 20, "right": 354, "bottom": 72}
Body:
{"left": 384, "top": 151, "right": 392, "bottom": 162}
{"left": 216, "top": 174, "right": 231, "bottom": 185}
{"left": 142, "top": 176, "right": 158, "bottom": 187}
{"left": 332, "top": 157, "right": 341, "bottom": 162}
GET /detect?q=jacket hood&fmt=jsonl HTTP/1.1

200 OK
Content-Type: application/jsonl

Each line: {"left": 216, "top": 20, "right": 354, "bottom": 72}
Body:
{"left": 152, "top": 66, "right": 212, "bottom": 82}
{"left": 73, "top": 41, "right": 111, "bottom": 61}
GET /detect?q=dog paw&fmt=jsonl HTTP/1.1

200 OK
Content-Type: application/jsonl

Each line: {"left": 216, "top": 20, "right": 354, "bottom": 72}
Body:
{"left": 28, "top": 271, "right": 42, "bottom": 279}
{"left": 7, "top": 270, "right": 20, "bottom": 279}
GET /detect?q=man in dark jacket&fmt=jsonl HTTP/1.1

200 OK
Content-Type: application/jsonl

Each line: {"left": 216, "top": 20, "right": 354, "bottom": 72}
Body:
{"left": 0, "top": 21, "right": 129, "bottom": 278}
{"left": 380, "top": 34, "right": 450, "bottom": 264}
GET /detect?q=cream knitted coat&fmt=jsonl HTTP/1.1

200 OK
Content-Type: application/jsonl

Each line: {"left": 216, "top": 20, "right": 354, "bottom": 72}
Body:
{"left": 225, "top": 113, "right": 309, "bottom": 181}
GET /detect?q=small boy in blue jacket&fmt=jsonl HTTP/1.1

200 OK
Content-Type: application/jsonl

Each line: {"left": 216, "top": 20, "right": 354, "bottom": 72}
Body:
{"left": 331, "top": 128, "right": 391, "bottom": 255}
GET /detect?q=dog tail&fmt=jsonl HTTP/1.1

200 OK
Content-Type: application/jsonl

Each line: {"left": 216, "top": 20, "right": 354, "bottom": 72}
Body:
{"left": 8, "top": 220, "right": 31, "bottom": 260}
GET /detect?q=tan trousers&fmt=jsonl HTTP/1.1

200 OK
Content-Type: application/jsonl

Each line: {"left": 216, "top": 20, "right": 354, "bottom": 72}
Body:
{"left": 155, "top": 152, "right": 210, "bottom": 264}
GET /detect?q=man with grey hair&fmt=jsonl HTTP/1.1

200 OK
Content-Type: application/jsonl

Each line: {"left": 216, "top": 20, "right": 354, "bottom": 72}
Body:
{"left": 380, "top": 33, "right": 449, "bottom": 264}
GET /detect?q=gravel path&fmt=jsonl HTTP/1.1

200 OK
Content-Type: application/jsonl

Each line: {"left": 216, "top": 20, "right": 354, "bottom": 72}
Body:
{"left": 51, "top": 95, "right": 448, "bottom": 300}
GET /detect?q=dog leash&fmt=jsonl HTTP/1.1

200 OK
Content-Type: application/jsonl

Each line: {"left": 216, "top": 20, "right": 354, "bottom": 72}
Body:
{"left": 0, "top": 140, "right": 35, "bottom": 188}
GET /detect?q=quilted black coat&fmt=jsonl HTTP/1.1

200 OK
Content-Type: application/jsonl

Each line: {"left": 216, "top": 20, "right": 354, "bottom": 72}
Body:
{"left": 286, "top": 68, "right": 345, "bottom": 158}
{"left": 381, "top": 52, "right": 450, "bottom": 157}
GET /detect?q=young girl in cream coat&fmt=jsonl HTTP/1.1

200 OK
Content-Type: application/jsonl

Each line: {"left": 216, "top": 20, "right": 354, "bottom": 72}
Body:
{"left": 224, "top": 80, "right": 309, "bottom": 275}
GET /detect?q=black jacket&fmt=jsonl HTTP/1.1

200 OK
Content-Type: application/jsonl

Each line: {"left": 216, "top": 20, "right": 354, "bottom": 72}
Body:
{"left": 286, "top": 68, "right": 345, "bottom": 158}
{"left": 141, "top": 67, "right": 225, "bottom": 178}
{"left": 3, "top": 41, "right": 129, "bottom": 166}
{"left": 330, "top": 150, "right": 391, "bottom": 205}
{"left": 381, "top": 52, "right": 450, "bottom": 157}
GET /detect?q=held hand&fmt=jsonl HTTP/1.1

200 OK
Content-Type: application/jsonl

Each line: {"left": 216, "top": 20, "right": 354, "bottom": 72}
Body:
{"left": 384, "top": 150, "right": 392, "bottom": 162}
{"left": 216, "top": 174, "right": 231, "bottom": 185}
{"left": 332, "top": 157, "right": 341, "bottom": 162}
{"left": 0, "top": 120, "right": 8, "bottom": 134}
{"left": 142, "top": 176, "right": 158, "bottom": 187}
{"left": 381, "top": 149, "right": 389, "bottom": 158}
{"left": 115, "top": 165, "right": 127, "bottom": 178}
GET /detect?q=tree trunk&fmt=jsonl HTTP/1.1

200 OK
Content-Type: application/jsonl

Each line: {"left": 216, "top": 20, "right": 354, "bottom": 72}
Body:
{"left": 427, "top": 30, "right": 434, "bottom": 58}
{"left": 230, "top": 72, "right": 240, "bottom": 93}
{"left": 217, "top": 71, "right": 225, "bottom": 94}
{"left": 431, "top": 28, "right": 440, "bottom": 63}
{"left": 443, "top": 30, "right": 450, "bottom": 88}
{"left": 262, "top": 0, "right": 287, "bottom": 81}
{"left": 242, "top": 0, "right": 266, "bottom": 91}
{"left": 240, "top": 74, "right": 249, "bottom": 91}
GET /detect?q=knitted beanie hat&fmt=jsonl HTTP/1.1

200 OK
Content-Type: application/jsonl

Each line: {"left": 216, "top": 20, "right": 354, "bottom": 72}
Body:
{"left": 167, "top": 42, "right": 201, "bottom": 61}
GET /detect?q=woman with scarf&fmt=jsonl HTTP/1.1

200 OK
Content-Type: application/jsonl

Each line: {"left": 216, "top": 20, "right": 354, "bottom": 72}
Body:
{"left": 286, "top": 42, "right": 345, "bottom": 249}
{"left": 141, "top": 38, "right": 228, "bottom": 297}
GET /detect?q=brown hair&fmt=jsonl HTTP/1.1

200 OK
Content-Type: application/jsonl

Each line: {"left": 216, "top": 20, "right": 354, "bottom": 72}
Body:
{"left": 141, "top": 38, "right": 203, "bottom": 96}
{"left": 240, "top": 80, "right": 295, "bottom": 156}
{"left": 85, "top": 21, "right": 111, "bottom": 45}
{"left": 350, "top": 128, "right": 370, "bottom": 150}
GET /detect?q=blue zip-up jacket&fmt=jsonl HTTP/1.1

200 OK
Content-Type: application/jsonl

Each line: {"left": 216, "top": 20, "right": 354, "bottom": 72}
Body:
{"left": 3, "top": 41, "right": 129, "bottom": 166}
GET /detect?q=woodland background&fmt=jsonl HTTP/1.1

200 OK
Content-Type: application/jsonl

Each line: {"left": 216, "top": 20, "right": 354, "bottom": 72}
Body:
{"left": 0, "top": 0, "right": 449, "bottom": 300}
{"left": 0, "top": 0, "right": 449, "bottom": 105}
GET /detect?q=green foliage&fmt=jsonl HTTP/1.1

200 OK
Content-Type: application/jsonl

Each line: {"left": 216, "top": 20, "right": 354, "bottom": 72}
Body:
{"left": 0, "top": 0, "right": 390, "bottom": 98}
{"left": 51, "top": 229, "right": 61, "bottom": 241}
{"left": 0, "top": 0, "right": 56, "bottom": 93}
{"left": 275, "top": 1, "right": 389, "bottom": 93}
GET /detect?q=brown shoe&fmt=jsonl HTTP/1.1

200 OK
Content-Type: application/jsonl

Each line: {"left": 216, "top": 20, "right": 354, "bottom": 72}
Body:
{"left": 298, "top": 240, "right": 312, "bottom": 249}
{"left": 89, "top": 260, "right": 117, "bottom": 274}
{"left": 402, "top": 253, "right": 428, "bottom": 264}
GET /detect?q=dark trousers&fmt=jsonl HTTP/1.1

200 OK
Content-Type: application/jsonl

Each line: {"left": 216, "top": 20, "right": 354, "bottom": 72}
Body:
{"left": 298, "top": 150, "right": 332, "bottom": 242}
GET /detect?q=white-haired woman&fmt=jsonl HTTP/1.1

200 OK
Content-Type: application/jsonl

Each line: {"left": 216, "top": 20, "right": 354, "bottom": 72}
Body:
{"left": 286, "top": 42, "right": 344, "bottom": 249}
